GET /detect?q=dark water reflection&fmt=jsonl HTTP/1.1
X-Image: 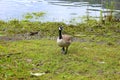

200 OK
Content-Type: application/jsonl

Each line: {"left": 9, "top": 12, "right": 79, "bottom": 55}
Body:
{"left": 0, "top": 0, "right": 119, "bottom": 22}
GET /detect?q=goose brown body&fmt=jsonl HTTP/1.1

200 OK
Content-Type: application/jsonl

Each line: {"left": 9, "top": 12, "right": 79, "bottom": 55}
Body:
{"left": 57, "top": 34, "right": 72, "bottom": 47}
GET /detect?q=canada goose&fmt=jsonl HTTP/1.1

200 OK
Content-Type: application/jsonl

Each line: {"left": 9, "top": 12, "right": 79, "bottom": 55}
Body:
{"left": 57, "top": 26, "right": 72, "bottom": 54}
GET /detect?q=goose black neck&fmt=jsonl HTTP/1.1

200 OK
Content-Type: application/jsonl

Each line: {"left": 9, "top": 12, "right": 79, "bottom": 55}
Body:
{"left": 59, "top": 30, "right": 62, "bottom": 39}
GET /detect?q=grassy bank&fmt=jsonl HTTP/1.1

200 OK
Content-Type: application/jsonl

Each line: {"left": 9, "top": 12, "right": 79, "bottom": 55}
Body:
{"left": 0, "top": 19, "right": 120, "bottom": 43}
{"left": 0, "top": 39, "right": 120, "bottom": 79}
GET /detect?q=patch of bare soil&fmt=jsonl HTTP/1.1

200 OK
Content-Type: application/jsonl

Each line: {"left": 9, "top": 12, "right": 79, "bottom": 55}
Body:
{"left": 0, "top": 31, "right": 41, "bottom": 41}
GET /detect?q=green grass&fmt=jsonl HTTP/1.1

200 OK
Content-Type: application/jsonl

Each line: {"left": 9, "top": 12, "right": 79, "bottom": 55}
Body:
{"left": 0, "top": 18, "right": 120, "bottom": 79}
{"left": 0, "top": 39, "right": 120, "bottom": 80}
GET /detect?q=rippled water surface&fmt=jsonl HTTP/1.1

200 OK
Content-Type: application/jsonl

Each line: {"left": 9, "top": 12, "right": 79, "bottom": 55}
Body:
{"left": 0, "top": 0, "right": 119, "bottom": 22}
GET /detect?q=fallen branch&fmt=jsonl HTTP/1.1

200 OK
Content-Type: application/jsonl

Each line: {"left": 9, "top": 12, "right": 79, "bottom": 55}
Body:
{"left": 0, "top": 52, "right": 21, "bottom": 58}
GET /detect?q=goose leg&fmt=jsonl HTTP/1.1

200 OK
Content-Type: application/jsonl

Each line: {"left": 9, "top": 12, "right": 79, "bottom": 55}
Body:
{"left": 65, "top": 47, "right": 68, "bottom": 54}
{"left": 61, "top": 47, "right": 65, "bottom": 54}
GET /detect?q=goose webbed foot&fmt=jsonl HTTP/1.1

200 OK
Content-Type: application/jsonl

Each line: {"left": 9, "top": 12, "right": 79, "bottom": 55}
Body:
{"left": 62, "top": 51, "right": 66, "bottom": 54}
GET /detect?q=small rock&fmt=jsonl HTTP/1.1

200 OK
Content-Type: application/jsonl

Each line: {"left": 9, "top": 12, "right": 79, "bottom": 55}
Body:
{"left": 30, "top": 72, "right": 45, "bottom": 77}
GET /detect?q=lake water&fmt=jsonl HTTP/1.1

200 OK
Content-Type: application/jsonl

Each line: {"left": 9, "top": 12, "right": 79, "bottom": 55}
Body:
{"left": 0, "top": 0, "right": 120, "bottom": 22}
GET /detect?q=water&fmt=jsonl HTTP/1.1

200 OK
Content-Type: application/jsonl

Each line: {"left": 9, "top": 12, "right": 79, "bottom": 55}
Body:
{"left": 0, "top": 0, "right": 120, "bottom": 22}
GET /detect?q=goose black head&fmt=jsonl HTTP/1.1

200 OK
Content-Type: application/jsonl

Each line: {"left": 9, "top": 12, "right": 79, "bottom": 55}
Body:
{"left": 59, "top": 26, "right": 63, "bottom": 31}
